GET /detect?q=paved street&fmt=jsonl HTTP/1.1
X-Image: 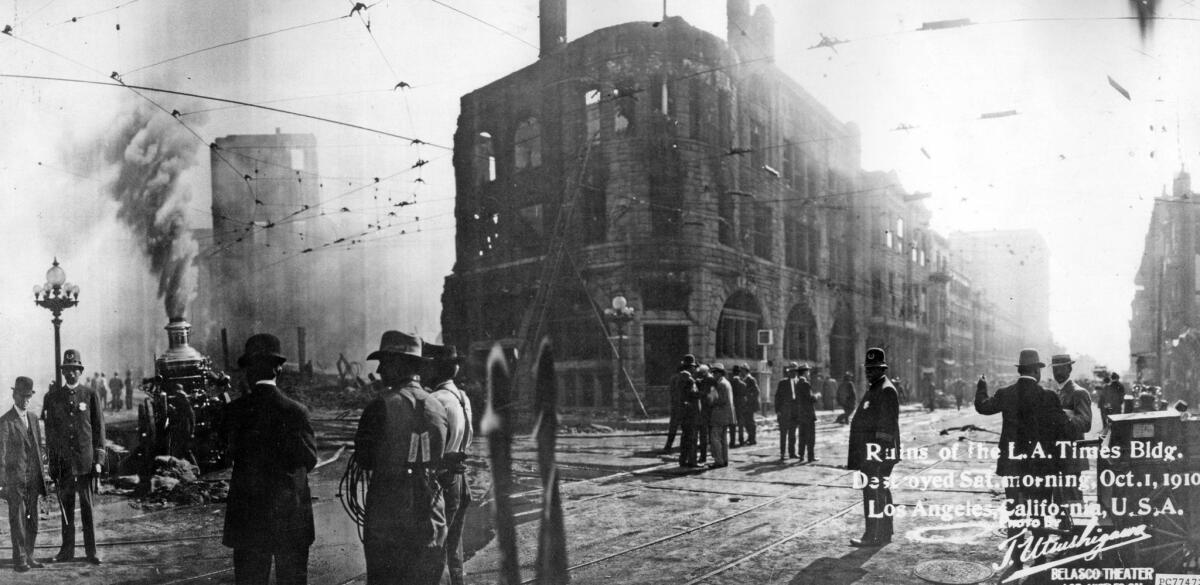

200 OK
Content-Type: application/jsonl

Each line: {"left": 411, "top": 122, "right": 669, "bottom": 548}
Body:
{"left": 0, "top": 403, "right": 1101, "bottom": 584}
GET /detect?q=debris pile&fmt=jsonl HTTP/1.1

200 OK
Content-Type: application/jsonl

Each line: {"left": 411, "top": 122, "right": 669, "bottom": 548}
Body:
{"left": 140, "top": 456, "right": 229, "bottom": 505}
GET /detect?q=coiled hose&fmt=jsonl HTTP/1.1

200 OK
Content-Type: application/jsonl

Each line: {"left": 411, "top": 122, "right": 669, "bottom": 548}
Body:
{"left": 337, "top": 452, "right": 371, "bottom": 542}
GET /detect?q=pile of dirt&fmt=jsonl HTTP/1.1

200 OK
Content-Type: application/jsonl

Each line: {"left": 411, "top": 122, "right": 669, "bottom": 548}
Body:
{"left": 140, "top": 456, "right": 229, "bottom": 505}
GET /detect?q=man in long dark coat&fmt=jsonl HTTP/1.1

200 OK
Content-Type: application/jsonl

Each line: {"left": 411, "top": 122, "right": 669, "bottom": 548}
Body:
{"left": 737, "top": 363, "right": 759, "bottom": 446}
{"left": 835, "top": 372, "right": 856, "bottom": 424}
{"left": 775, "top": 363, "right": 801, "bottom": 462}
{"left": 0, "top": 376, "right": 47, "bottom": 572}
{"left": 729, "top": 365, "right": 747, "bottom": 448}
{"left": 662, "top": 355, "right": 696, "bottom": 453}
{"left": 847, "top": 348, "right": 900, "bottom": 547}
{"left": 975, "top": 348, "right": 1070, "bottom": 574}
{"left": 43, "top": 349, "right": 104, "bottom": 565}
{"left": 678, "top": 371, "right": 703, "bottom": 468}
{"left": 355, "top": 330, "right": 450, "bottom": 584}
{"left": 223, "top": 334, "right": 318, "bottom": 585}
{"left": 793, "top": 363, "right": 819, "bottom": 462}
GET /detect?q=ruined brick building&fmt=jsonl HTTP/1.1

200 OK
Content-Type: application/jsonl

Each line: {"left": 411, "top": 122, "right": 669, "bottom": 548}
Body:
{"left": 441, "top": 0, "right": 1024, "bottom": 411}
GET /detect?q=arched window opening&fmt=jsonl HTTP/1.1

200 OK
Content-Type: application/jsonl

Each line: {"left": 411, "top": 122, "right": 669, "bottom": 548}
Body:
{"left": 783, "top": 304, "right": 817, "bottom": 361}
{"left": 716, "top": 291, "right": 762, "bottom": 359}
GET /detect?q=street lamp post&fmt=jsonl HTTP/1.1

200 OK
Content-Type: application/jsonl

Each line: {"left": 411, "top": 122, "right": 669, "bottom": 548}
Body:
{"left": 34, "top": 258, "right": 80, "bottom": 389}
{"left": 604, "top": 295, "right": 636, "bottom": 409}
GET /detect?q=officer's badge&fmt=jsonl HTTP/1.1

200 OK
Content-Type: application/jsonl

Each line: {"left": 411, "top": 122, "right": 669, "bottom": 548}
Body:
{"left": 862, "top": 400, "right": 871, "bottom": 410}
{"left": 78, "top": 402, "right": 87, "bottom": 412}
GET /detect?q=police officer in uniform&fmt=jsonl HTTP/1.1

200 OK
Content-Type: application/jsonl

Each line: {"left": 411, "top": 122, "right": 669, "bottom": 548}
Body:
{"left": 355, "top": 331, "right": 449, "bottom": 584}
{"left": 847, "top": 348, "right": 900, "bottom": 547}
{"left": 223, "top": 334, "right": 318, "bottom": 585}
{"left": 42, "top": 349, "right": 104, "bottom": 565}
{"left": 425, "top": 343, "right": 473, "bottom": 585}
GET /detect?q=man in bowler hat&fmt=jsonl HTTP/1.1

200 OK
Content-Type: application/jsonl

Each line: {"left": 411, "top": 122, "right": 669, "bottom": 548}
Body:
{"left": 223, "top": 334, "right": 318, "bottom": 585}
{"left": 775, "top": 363, "right": 802, "bottom": 462}
{"left": 847, "top": 348, "right": 900, "bottom": 547}
{"left": 355, "top": 331, "right": 450, "bottom": 584}
{"left": 424, "top": 342, "right": 473, "bottom": 585}
{"left": 663, "top": 354, "right": 696, "bottom": 453}
{"left": 792, "top": 363, "right": 820, "bottom": 463}
{"left": 975, "top": 349, "right": 1070, "bottom": 573}
{"left": 0, "top": 377, "right": 47, "bottom": 571}
{"left": 42, "top": 349, "right": 104, "bottom": 564}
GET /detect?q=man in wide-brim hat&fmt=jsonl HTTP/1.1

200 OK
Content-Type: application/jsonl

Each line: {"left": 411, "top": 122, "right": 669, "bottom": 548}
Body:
{"left": 424, "top": 342, "right": 474, "bottom": 585}
{"left": 354, "top": 331, "right": 450, "bottom": 584}
{"left": 975, "top": 348, "right": 1071, "bottom": 574}
{"left": 223, "top": 334, "right": 317, "bottom": 585}
{"left": 42, "top": 349, "right": 104, "bottom": 565}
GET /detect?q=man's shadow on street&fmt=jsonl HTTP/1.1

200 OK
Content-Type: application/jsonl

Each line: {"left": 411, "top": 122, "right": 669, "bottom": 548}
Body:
{"left": 787, "top": 546, "right": 882, "bottom": 585}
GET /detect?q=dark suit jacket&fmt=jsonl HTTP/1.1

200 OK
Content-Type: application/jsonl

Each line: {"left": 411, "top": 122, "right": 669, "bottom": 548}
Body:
{"left": 975, "top": 377, "right": 1069, "bottom": 477}
{"left": 222, "top": 382, "right": 318, "bottom": 551}
{"left": 793, "top": 376, "right": 817, "bottom": 422}
{"left": 680, "top": 377, "right": 704, "bottom": 426}
{"left": 775, "top": 378, "right": 797, "bottom": 423}
{"left": 848, "top": 376, "right": 900, "bottom": 472}
{"left": 0, "top": 408, "right": 46, "bottom": 496}
{"left": 742, "top": 376, "right": 760, "bottom": 414}
{"left": 42, "top": 382, "right": 105, "bottom": 478}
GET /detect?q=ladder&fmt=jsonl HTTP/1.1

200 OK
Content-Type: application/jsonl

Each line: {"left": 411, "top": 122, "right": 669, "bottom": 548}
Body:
{"left": 513, "top": 133, "right": 598, "bottom": 360}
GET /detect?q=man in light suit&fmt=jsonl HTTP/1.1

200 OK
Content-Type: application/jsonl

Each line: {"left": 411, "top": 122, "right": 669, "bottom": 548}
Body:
{"left": 0, "top": 377, "right": 47, "bottom": 572}
{"left": 706, "top": 364, "right": 736, "bottom": 468}
{"left": 1050, "top": 353, "right": 1092, "bottom": 527}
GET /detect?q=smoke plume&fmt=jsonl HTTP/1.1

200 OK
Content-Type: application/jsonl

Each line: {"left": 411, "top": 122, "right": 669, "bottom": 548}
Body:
{"left": 99, "top": 103, "right": 201, "bottom": 319}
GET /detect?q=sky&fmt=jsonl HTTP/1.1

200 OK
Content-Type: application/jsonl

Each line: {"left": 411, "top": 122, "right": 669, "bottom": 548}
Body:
{"left": 1, "top": 0, "right": 1196, "bottom": 408}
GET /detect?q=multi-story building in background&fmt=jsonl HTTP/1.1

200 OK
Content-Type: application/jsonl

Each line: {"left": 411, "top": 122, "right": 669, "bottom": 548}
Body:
{"left": 198, "top": 130, "right": 368, "bottom": 370}
{"left": 1130, "top": 169, "right": 1196, "bottom": 405}
{"left": 949, "top": 229, "right": 1053, "bottom": 354}
{"left": 441, "top": 0, "right": 1023, "bottom": 412}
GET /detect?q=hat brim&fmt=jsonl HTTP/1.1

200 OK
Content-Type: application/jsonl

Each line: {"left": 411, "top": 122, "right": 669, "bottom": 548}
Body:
{"left": 367, "top": 350, "right": 426, "bottom": 362}
{"left": 59, "top": 364, "right": 84, "bottom": 370}
{"left": 237, "top": 353, "right": 287, "bottom": 368}
{"left": 1050, "top": 361, "right": 1075, "bottom": 366}
{"left": 1016, "top": 362, "right": 1046, "bottom": 368}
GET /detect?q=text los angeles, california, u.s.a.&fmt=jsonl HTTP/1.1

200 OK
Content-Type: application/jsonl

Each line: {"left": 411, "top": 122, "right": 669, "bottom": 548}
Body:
{"left": 851, "top": 440, "right": 1194, "bottom": 585}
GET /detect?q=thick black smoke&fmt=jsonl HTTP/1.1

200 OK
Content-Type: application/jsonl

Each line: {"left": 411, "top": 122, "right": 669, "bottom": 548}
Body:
{"left": 100, "top": 104, "right": 200, "bottom": 319}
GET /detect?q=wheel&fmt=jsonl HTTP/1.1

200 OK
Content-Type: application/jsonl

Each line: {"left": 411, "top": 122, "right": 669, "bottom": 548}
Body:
{"left": 1115, "top": 481, "right": 1200, "bottom": 573}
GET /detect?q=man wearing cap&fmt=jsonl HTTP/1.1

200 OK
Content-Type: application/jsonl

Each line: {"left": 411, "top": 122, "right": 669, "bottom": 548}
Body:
{"left": 706, "top": 364, "right": 736, "bottom": 468}
{"left": 976, "top": 349, "right": 1070, "bottom": 573}
{"left": 695, "top": 364, "right": 714, "bottom": 464}
{"left": 0, "top": 377, "right": 47, "bottom": 572}
{"left": 848, "top": 348, "right": 901, "bottom": 547}
{"left": 677, "top": 370, "right": 703, "bottom": 467}
{"left": 1050, "top": 354, "right": 1092, "bottom": 527}
{"left": 663, "top": 355, "right": 696, "bottom": 453}
{"left": 42, "top": 349, "right": 104, "bottom": 565}
{"left": 735, "top": 364, "right": 759, "bottom": 446}
{"left": 355, "top": 331, "right": 450, "bottom": 584}
{"left": 835, "top": 372, "right": 856, "bottom": 424}
{"left": 775, "top": 363, "right": 801, "bottom": 462}
{"left": 424, "top": 343, "right": 473, "bottom": 585}
{"left": 223, "top": 334, "right": 317, "bottom": 585}
{"left": 792, "top": 363, "right": 820, "bottom": 463}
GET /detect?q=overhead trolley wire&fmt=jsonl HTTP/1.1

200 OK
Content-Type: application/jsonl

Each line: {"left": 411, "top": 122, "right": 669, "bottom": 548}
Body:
{"left": 427, "top": 0, "right": 537, "bottom": 51}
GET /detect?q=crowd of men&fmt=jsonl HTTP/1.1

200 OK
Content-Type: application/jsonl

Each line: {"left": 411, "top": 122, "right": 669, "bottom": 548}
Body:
{"left": 84, "top": 370, "right": 136, "bottom": 412}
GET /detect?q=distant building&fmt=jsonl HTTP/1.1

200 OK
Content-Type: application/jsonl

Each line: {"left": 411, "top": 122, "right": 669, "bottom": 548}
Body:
{"left": 441, "top": 0, "right": 1012, "bottom": 412}
{"left": 1130, "top": 169, "right": 1196, "bottom": 402}
{"left": 950, "top": 229, "right": 1053, "bottom": 353}
{"left": 200, "top": 130, "right": 368, "bottom": 369}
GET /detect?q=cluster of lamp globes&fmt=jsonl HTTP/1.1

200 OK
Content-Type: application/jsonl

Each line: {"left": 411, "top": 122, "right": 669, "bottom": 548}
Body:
{"left": 32, "top": 259, "right": 81, "bottom": 302}
{"left": 604, "top": 295, "right": 636, "bottom": 320}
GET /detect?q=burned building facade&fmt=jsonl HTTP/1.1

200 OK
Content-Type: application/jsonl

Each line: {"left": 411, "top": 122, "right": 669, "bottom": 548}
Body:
{"left": 199, "top": 131, "right": 368, "bottom": 370}
{"left": 442, "top": 0, "right": 1018, "bottom": 411}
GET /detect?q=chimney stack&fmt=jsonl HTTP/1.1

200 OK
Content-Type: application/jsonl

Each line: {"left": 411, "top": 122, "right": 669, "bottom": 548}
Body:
{"left": 539, "top": 0, "right": 567, "bottom": 58}
{"left": 727, "top": 0, "right": 750, "bottom": 54}
{"left": 751, "top": 4, "right": 776, "bottom": 62}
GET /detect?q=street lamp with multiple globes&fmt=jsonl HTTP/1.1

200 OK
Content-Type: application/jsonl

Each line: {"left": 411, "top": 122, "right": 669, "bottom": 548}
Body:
{"left": 34, "top": 258, "right": 81, "bottom": 389}
{"left": 604, "top": 295, "right": 636, "bottom": 407}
